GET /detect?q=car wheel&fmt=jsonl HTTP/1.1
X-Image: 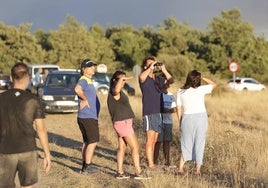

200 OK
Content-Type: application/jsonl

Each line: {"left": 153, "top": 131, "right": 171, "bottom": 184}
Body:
{"left": 97, "top": 87, "right": 109, "bottom": 95}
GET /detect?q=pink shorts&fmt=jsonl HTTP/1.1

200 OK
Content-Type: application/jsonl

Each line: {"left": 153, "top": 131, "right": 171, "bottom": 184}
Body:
{"left": 113, "top": 118, "right": 134, "bottom": 137}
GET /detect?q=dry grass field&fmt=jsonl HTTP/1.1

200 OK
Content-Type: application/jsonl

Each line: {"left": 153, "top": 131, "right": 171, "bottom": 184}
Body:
{"left": 25, "top": 80, "right": 267, "bottom": 188}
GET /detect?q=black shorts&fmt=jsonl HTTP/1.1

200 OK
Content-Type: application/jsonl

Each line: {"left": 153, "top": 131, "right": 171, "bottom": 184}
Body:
{"left": 77, "top": 118, "right": 99, "bottom": 144}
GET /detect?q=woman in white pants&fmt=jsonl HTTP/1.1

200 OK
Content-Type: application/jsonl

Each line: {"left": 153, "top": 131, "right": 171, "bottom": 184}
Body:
{"left": 176, "top": 70, "right": 216, "bottom": 175}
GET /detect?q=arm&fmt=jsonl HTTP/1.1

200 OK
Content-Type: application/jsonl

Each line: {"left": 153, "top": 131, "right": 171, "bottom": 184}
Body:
{"left": 111, "top": 77, "right": 124, "bottom": 100}
{"left": 75, "top": 84, "right": 89, "bottom": 108}
{"left": 113, "top": 77, "right": 125, "bottom": 95}
{"left": 202, "top": 76, "right": 217, "bottom": 89}
{"left": 161, "top": 64, "right": 174, "bottom": 84}
{"left": 163, "top": 107, "right": 177, "bottom": 113}
{"left": 139, "top": 62, "right": 155, "bottom": 83}
{"left": 35, "top": 119, "right": 51, "bottom": 173}
{"left": 176, "top": 106, "right": 182, "bottom": 127}
{"left": 113, "top": 76, "right": 132, "bottom": 96}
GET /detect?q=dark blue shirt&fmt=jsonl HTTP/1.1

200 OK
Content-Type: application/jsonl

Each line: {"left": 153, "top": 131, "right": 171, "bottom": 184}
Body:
{"left": 139, "top": 76, "right": 165, "bottom": 116}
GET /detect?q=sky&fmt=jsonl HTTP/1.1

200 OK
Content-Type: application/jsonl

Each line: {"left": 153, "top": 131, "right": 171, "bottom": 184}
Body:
{"left": 0, "top": 0, "right": 268, "bottom": 39}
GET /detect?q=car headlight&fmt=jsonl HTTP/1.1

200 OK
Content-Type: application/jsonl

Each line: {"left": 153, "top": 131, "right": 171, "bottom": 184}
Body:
{"left": 42, "top": 95, "right": 54, "bottom": 101}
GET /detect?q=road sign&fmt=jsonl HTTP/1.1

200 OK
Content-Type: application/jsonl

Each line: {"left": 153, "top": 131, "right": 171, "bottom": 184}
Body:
{"left": 97, "top": 64, "right": 107, "bottom": 73}
{"left": 229, "top": 61, "right": 239, "bottom": 73}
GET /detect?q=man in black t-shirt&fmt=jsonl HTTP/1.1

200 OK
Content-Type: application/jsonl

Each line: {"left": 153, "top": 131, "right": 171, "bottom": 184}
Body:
{"left": 0, "top": 62, "right": 51, "bottom": 188}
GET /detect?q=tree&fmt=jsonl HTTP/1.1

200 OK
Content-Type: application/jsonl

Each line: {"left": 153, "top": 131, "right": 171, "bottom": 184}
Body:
{"left": 46, "top": 15, "right": 92, "bottom": 68}
{"left": 0, "top": 23, "right": 45, "bottom": 72}
{"left": 153, "top": 17, "right": 202, "bottom": 78}
{"left": 157, "top": 17, "right": 188, "bottom": 56}
{"left": 203, "top": 9, "right": 268, "bottom": 80}
{"left": 107, "top": 25, "right": 151, "bottom": 69}
{"left": 46, "top": 15, "right": 115, "bottom": 69}
{"left": 88, "top": 24, "right": 115, "bottom": 65}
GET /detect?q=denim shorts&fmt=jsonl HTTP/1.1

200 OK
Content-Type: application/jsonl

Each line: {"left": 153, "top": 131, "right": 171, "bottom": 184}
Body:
{"left": 0, "top": 151, "right": 38, "bottom": 188}
{"left": 142, "top": 113, "right": 162, "bottom": 133}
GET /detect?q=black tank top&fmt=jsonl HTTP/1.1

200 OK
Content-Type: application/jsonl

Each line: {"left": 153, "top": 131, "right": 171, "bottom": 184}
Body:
{"left": 107, "top": 91, "right": 135, "bottom": 122}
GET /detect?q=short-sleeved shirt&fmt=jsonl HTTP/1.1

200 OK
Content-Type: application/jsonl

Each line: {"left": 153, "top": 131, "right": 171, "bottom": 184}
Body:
{"left": 33, "top": 72, "right": 42, "bottom": 87}
{"left": 107, "top": 91, "right": 135, "bottom": 122}
{"left": 77, "top": 76, "right": 100, "bottom": 119}
{"left": 139, "top": 76, "right": 165, "bottom": 116}
{"left": 176, "top": 85, "right": 213, "bottom": 114}
{"left": 0, "top": 89, "right": 45, "bottom": 154}
{"left": 162, "top": 92, "right": 176, "bottom": 124}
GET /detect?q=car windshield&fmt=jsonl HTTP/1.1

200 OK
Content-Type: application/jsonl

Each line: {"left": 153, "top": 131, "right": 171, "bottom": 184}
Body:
{"left": 92, "top": 72, "right": 110, "bottom": 83}
{"left": 244, "top": 79, "right": 258, "bottom": 84}
{"left": 228, "top": 79, "right": 241, "bottom": 83}
{"left": 45, "top": 74, "right": 80, "bottom": 88}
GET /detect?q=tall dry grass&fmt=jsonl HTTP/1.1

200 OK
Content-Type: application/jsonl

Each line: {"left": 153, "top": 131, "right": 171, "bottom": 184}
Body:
{"left": 32, "top": 79, "right": 267, "bottom": 188}
{"left": 97, "top": 79, "right": 268, "bottom": 187}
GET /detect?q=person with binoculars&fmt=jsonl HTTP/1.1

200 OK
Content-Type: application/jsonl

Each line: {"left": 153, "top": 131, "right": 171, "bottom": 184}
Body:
{"left": 139, "top": 56, "right": 173, "bottom": 171}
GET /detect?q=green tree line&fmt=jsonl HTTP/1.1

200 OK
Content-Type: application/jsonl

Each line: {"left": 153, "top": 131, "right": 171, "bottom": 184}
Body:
{"left": 1, "top": 9, "right": 268, "bottom": 82}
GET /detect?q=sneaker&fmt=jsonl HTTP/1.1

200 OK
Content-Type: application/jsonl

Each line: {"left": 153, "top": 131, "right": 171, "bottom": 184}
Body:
{"left": 81, "top": 164, "right": 99, "bottom": 174}
{"left": 116, "top": 173, "right": 130, "bottom": 179}
{"left": 134, "top": 171, "right": 152, "bottom": 180}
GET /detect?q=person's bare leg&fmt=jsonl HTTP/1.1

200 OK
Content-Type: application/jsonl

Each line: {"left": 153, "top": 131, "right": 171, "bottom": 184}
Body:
{"left": 196, "top": 164, "right": 201, "bottom": 175}
{"left": 81, "top": 142, "right": 86, "bottom": 164}
{"left": 146, "top": 130, "right": 158, "bottom": 168}
{"left": 123, "top": 134, "right": 141, "bottom": 174}
{"left": 163, "top": 141, "right": 171, "bottom": 165}
{"left": 153, "top": 142, "right": 161, "bottom": 165}
{"left": 178, "top": 155, "right": 185, "bottom": 173}
{"left": 85, "top": 142, "right": 98, "bottom": 164}
{"left": 117, "top": 137, "right": 127, "bottom": 174}
{"left": 21, "top": 185, "right": 33, "bottom": 188}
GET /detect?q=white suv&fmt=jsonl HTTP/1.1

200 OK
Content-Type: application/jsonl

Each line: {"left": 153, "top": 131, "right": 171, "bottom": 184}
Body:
{"left": 228, "top": 77, "right": 266, "bottom": 91}
{"left": 27, "top": 64, "right": 60, "bottom": 92}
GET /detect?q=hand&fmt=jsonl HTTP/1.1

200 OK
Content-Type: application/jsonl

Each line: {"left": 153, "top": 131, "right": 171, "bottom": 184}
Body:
{"left": 149, "top": 61, "right": 157, "bottom": 70}
{"left": 80, "top": 99, "right": 89, "bottom": 109}
{"left": 43, "top": 156, "right": 51, "bottom": 173}
{"left": 160, "top": 63, "right": 167, "bottom": 72}
{"left": 117, "top": 76, "right": 132, "bottom": 82}
{"left": 123, "top": 76, "right": 133, "bottom": 80}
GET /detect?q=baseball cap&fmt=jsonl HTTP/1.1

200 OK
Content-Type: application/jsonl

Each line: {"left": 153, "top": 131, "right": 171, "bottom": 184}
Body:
{"left": 80, "top": 59, "right": 97, "bottom": 69}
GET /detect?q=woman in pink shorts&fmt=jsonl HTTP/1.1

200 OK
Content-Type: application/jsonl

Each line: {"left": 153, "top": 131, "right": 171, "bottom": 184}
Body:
{"left": 107, "top": 71, "right": 149, "bottom": 180}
